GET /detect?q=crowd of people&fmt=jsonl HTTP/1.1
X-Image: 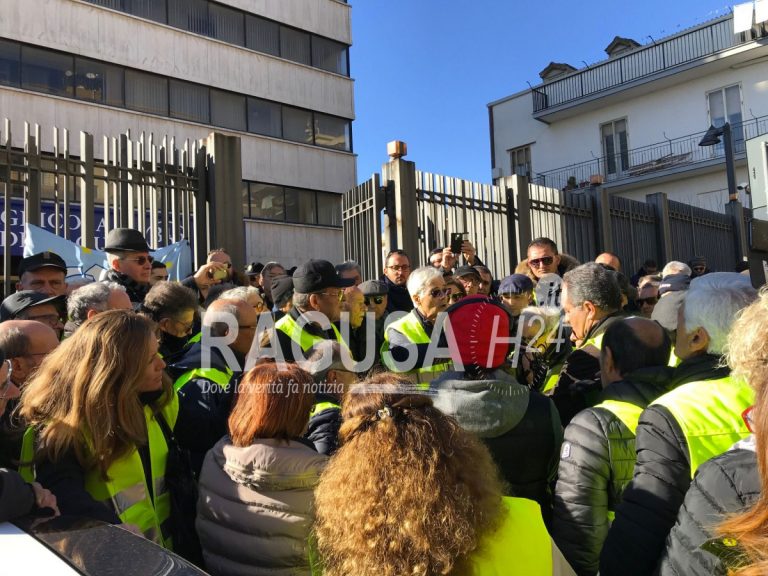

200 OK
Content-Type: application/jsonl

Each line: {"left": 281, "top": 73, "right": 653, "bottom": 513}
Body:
{"left": 0, "top": 225, "right": 765, "bottom": 575}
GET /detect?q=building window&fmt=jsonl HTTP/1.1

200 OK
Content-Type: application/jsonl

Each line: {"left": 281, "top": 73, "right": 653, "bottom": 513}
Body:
{"left": 312, "top": 36, "right": 349, "bottom": 76}
{"left": 170, "top": 79, "right": 210, "bottom": 124}
{"left": 245, "top": 182, "right": 341, "bottom": 228}
{"left": 245, "top": 15, "right": 280, "bottom": 56}
{"left": 282, "top": 106, "right": 314, "bottom": 145}
{"left": 314, "top": 113, "right": 351, "bottom": 151}
{"left": 21, "top": 47, "right": 73, "bottom": 97}
{"left": 211, "top": 89, "right": 246, "bottom": 132}
{"left": 209, "top": 2, "right": 245, "bottom": 46}
{"left": 0, "top": 39, "right": 20, "bottom": 87}
{"left": 247, "top": 97, "right": 282, "bottom": 138}
{"left": 168, "top": 0, "right": 209, "bottom": 37}
{"left": 707, "top": 84, "right": 743, "bottom": 150}
{"left": 280, "top": 27, "right": 311, "bottom": 66}
{"left": 601, "top": 119, "right": 629, "bottom": 178}
{"left": 125, "top": 69, "right": 168, "bottom": 116}
{"left": 75, "top": 58, "right": 124, "bottom": 107}
{"left": 508, "top": 145, "right": 532, "bottom": 178}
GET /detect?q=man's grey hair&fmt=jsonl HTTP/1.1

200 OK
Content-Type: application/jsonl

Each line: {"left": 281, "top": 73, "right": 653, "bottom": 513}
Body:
{"left": 305, "top": 340, "right": 348, "bottom": 383}
{"left": 293, "top": 292, "right": 311, "bottom": 311}
{"left": 67, "top": 282, "right": 125, "bottom": 326}
{"left": 684, "top": 272, "right": 757, "bottom": 355}
{"left": 220, "top": 286, "right": 261, "bottom": 302}
{"left": 662, "top": 261, "right": 691, "bottom": 278}
{"left": 406, "top": 266, "right": 443, "bottom": 298}
{"left": 336, "top": 260, "right": 361, "bottom": 276}
{"left": 203, "top": 302, "right": 241, "bottom": 338}
{"left": 563, "top": 263, "right": 622, "bottom": 312}
{"left": 0, "top": 326, "right": 29, "bottom": 358}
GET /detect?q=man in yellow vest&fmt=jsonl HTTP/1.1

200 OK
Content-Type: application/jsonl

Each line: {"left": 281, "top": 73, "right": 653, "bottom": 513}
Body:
{"left": 601, "top": 272, "right": 758, "bottom": 576}
{"left": 556, "top": 263, "right": 625, "bottom": 424}
{"left": 553, "top": 317, "right": 674, "bottom": 575}
{"left": 169, "top": 298, "right": 257, "bottom": 475}
{"left": 273, "top": 259, "right": 353, "bottom": 363}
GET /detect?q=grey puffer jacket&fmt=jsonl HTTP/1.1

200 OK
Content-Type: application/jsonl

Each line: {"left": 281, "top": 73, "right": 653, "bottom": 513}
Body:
{"left": 196, "top": 437, "right": 328, "bottom": 576}
{"left": 552, "top": 365, "right": 674, "bottom": 576}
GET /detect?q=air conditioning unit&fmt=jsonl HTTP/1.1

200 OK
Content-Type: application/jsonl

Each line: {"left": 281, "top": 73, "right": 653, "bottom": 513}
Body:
{"left": 747, "top": 135, "right": 768, "bottom": 221}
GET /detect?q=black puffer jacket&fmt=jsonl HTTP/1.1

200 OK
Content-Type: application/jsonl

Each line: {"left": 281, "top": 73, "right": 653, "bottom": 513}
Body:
{"left": 659, "top": 441, "right": 759, "bottom": 576}
{"left": 552, "top": 365, "right": 674, "bottom": 576}
{"left": 431, "top": 369, "right": 563, "bottom": 527}
{"left": 304, "top": 394, "right": 342, "bottom": 456}
{"left": 600, "top": 354, "right": 734, "bottom": 576}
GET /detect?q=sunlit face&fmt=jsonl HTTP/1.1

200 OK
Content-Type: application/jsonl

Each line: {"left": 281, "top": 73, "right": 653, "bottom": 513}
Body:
{"left": 384, "top": 254, "right": 411, "bottom": 286}
{"left": 456, "top": 274, "right": 479, "bottom": 296}
{"left": 18, "top": 268, "right": 67, "bottom": 297}
{"left": 500, "top": 292, "right": 531, "bottom": 317}
{"left": 115, "top": 252, "right": 152, "bottom": 284}
{"left": 561, "top": 283, "right": 589, "bottom": 342}
{"left": 477, "top": 270, "right": 493, "bottom": 296}
{"left": 527, "top": 245, "right": 560, "bottom": 279}
{"left": 446, "top": 284, "right": 464, "bottom": 305}
{"left": 414, "top": 276, "right": 449, "bottom": 322}
{"left": 149, "top": 266, "right": 169, "bottom": 285}
{"left": 364, "top": 293, "right": 388, "bottom": 319}
{"left": 11, "top": 323, "right": 60, "bottom": 386}
{"left": 637, "top": 284, "right": 659, "bottom": 318}
{"left": 343, "top": 289, "right": 366, "bottom": 329}
{"left": 160, "top": 308, "right": 196, "bottom": 338}
{"left": 247, "top": 293, "right": 266, "bottom": 315}
{"left": 138, "top": 338, "right": 166, "bottom": 392}
{"left": 24, "top": 303, "right": 65, "bottom": 340}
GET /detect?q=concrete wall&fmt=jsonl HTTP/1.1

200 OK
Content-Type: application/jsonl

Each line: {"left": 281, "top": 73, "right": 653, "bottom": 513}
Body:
{"left": 245, "top": 220, "right": 343, "bottom": 268}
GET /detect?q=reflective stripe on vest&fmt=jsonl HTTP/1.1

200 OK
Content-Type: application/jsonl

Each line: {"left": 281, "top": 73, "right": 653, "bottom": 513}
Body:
{"left": 84, "top": 394, "right": 179, "bottom": 548}
{"left": 380, "top": 311, "right": 453, "bottom": 378}
{"left": 652, "top": 376, "right": 754, "bottom": 477}
{"left": 18, "top": 427, "right": 36, "bottom": 482}
{"left": 542, "top": 370, "right": 560, "bottom": 395}
{"left": 310, "top": 401, "right": 341, "bottom": 419}
{"left": 595, "top": 400, "right": 645, "bottom": 436}
{"left": 578, "top": 332, "right": 604, "bottom": 353}
{"left": 471, "top": 496, "right": 552, "bottom": 575}
{"left": 173, "top": 366, "right": 233, "bottom": 393}
{"left": 275, "top": 313, "right": 347, "bottom": 353}
{"left": 188, "top": 332, "right": 201, "bottom": 344}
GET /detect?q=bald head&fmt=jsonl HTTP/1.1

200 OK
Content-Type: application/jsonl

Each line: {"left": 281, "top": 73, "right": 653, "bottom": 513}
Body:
{"left": 601, "top": 317, "right": 671, "bottom": 386}
{"left": 0, "top": 319, "right": 60, "bottom": 386}
{"left": 204, "top": 298, "right": 257, "bottom": 357}
{"left": 595, "top": 252, "right": 621, "bottom": 272}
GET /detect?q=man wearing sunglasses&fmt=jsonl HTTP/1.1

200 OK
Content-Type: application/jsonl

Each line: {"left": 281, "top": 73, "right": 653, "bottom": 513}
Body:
{"left": 359, "top": 280, "right": 388, "bottom": 359}
{"left": 0, "top": 291, "right": 66, "bottom": 340}
{"left": 526, "top": 237, "right": 579, "bottom": 282}
{"left": 103, "top": 227, "right": 154, "bottom": 304}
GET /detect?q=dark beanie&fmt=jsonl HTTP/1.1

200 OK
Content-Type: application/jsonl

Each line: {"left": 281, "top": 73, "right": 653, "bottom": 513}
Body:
{"left": 271, "top": 275, "right": 294, "bottom": 308}
{"left": 658, "top": 273, "right": 691, "bottom": 296}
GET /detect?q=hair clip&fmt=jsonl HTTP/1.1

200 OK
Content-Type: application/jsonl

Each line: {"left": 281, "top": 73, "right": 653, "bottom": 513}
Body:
{"left": 376, "top": 405, "right": 393, "bottom": 420}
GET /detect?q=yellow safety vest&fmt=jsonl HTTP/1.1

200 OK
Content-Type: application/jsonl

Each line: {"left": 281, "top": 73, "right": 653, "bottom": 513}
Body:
{"left": 310, "top": 401, "right": 341, "bottom": 419}
{"left": 173, "top": 366, "right": 233, "bottom": 393}
{"left": 471, "top": 497, "right": 553, "bottom": 575}
{"left": 276, "top": 313, "right": 348, "bottom": 353}
{"left": 20, "top": 394, "right": 179, "bottom": 549}
{"left": 380, "top": 311, "right": 453, "bottom": 388}
{"left": 652, "top": 376, "right": 754, "bottom": 477}
{"left": 543, "top": 330, "right": 603, "bottom": 395}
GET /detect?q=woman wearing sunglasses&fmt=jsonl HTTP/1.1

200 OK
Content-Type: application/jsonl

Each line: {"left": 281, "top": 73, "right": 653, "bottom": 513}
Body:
{"left": 0, "top": 349, "right": 58, "bottom": 521}
{"left": 18, "top": 310, "right": 177, "bottom": 548}
{"left": 380, "top": 266, "right": 453, "bottom": 384}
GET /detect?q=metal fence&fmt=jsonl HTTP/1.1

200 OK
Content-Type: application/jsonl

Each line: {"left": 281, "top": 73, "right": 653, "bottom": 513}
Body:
{"left": 1, "top": 119, "right": 244, "bottom": 296}
{"left": 344, "top": 161, "right": 749, "bottom": 282}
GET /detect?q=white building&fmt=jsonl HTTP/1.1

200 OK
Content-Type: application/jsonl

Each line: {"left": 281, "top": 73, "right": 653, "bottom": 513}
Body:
{"left": 0, "top": 0, "right": 354, "bottom": 267}
{"left": 489, "top": 14, "right": 768, "bottom": 212}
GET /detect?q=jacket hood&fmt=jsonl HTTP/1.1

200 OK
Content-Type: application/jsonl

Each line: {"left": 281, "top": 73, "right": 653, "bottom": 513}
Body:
{"left": 213, "top": 437, "right": 327, "bottom": 492}
{"left": 430, "top": 370, "right": 530, "bottom": 438}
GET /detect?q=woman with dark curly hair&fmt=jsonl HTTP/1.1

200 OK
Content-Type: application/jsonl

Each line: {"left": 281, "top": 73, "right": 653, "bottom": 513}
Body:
{"left": 313, "top": 373, "right": 575, "bottom": 576}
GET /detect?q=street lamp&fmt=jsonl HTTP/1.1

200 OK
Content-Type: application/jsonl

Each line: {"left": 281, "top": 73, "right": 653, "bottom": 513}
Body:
{"left": 698, "top": 122, "right": 738, "bottom": 202}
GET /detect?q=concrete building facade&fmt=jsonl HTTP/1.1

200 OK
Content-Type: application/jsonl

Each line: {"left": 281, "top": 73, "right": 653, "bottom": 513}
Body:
{"left": 0, "top": 0, "right": 354, "bottom": 267}
{"left": 489, "top": 14, "right": 768, "bottom": 212}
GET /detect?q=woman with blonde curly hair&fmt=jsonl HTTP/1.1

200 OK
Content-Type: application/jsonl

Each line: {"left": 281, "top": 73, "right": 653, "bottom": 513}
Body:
{"left": 313, "top": 373, "right": 575, "bottom": 576}
{"left": 18, "top": 309, "right": 178, "bottom": 548}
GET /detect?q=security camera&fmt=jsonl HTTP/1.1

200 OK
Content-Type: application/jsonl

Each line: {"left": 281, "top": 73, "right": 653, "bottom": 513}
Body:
{"left": 737, "top": 182, "right": 751, "bottom": 193}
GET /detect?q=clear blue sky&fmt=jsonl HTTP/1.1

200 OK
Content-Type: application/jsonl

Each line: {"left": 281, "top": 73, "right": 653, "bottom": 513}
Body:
{"left": 350, "top": 1, "right": 734, "bottom": 185}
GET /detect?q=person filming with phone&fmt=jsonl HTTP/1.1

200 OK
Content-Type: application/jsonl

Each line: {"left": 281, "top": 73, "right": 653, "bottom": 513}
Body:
{"left": 182, "top": 248, "right": 235, "bottom": 305}
{"left": 428, "top": 234, "right": 480, "bottom": 273}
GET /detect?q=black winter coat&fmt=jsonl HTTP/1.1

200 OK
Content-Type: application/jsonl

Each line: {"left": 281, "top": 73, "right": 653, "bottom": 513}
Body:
{"left": 552, "top": 365, "right": 675, "bottom": 576}
{"left": 659, "top": 444, "right": 759, "bottom": 576}
{"left": 0, "top": 468, "right": 36, "bottom": 522}
{"left": 600, "top": 354, "right": 732, "bottom": 576}
{"left": 304, "top": 395, "right": 342, "bottom": 456}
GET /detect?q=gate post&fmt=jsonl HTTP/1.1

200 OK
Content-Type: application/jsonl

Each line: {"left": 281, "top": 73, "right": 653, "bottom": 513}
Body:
{"left": 725, "top": 199, "right": 748, "bottom": 265}
{"left": 79, "top": 132, "right": 95, "bottom": 249}
{"left": 513, "top": 175, "right": 533, "bottom": 256}
{"left": 647, "top": 192, "right": 672, "bottom": 265}
{"left": 593, "top": 186, "right": 613, "bottom": 253}
{"left": 381, "top": 157, "right": 420, "bottom": 265}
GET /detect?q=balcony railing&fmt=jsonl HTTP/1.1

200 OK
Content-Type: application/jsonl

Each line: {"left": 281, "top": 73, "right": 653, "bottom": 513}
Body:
{"left": 532, "top": 16, "right": 767, "bottom": 114}
{"left": 532, "top": 115, "right": 768, "bottom": 192}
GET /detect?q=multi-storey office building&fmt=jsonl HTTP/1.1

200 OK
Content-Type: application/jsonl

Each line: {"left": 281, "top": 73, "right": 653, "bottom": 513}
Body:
{"left": 0, "top": 0, "right": 354, "bottom": 267}
{"left": 489, "top": 14, "right": 768, "bottom": 212}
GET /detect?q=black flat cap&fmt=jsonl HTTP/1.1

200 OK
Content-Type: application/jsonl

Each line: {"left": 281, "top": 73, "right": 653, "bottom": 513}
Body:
{"left": 245, "top": 262, "right": 264, "bottom": 276}
{"left": 104, "top": 228, "right": 151, "bottom": 253}
{"left": 359, "top": 279, "right": 389, "bottom": 297}
{"left": 454, "top": 265, "right": 481, "bottom": 279}
{"left": 0, "top": 291, "right": 66, "bottom": 322}
{"left": 18, "top": 251, "right": 67, "bottom": 276}
{"left": 293, "top": 260, "right": 354, "bottom": 293}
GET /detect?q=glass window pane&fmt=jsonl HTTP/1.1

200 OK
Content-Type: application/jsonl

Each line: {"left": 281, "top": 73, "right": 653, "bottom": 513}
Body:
{"left": 282, "top": 106, "right": 313, "bottom": 145}
{"left": 280, "top": 27, "right": 310, "bottom": 65}
{"left": 249, "top": 183, "right": 284, "bottom": 221}
{"left": 242, "top": 180, "right": 249, "bottom": 218}
{"left": 124, "top": 0, "right": 167, "bottom": 22}
{"left": 125, "top": 70, "right": 168, "bottom": 115}
{"left": 168, "top": 0, "right": 208, "bottom": 36}
{"left": 314, "top": 113, "right": 351, "bottom": 151}
{"left": 170, "top": 80, "right": 209, "bottom": 123}
{"left": 725, "top": 85, "right": 742, "bottom": 124}
{"left": 0, "top": 39, "right": 20, "bottom": 87}
{"left": 247, "top": 97, "right": 281, "bottom": 137}
{"left": 708, "top": 90, "right": 725, "bottom": 126}
{"left": 246, "top": 15, "right": 279, "bottom": 56}
{"left": 210, "top": 3, "right": 244, "bottom": 46}
{"left": 317, "top": 192, "right": 341, "bottom": 226}
{"left": 75, "top": 58, "right": 124, "bottom": 107}
{"left": 285, "top": 188, "right": 316, "bottom": 224}
{"left": 211, "top": 90, "right": 246, "bottom": 131}
{"left": 312, "top": 36, "right": 348, "bottom": 75}
{"left": 21, "top": 47, "right": 74, "bottom": 97}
